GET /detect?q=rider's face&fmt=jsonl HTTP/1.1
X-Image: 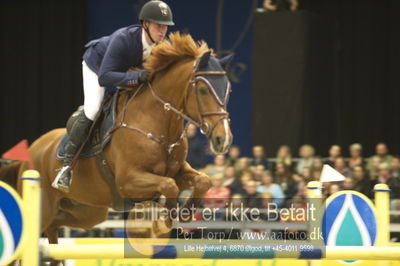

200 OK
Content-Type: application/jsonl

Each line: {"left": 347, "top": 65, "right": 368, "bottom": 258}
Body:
{"left": 145, "top": 22, "right": 168, "bottom": 43}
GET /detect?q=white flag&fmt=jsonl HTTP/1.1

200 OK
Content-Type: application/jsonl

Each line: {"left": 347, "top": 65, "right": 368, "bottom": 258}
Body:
{"left": 320, "top": 164, "right": 345, "bottom": 182}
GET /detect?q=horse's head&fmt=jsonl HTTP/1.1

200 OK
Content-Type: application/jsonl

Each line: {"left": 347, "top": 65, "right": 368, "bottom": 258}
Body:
{"left": 184, "top": 51, "right": 234, "bottom": 154}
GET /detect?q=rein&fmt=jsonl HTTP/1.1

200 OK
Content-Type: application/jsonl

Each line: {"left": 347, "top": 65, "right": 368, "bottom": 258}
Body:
{"left": 111, "top": 59, "right": 230, "bottom": 155}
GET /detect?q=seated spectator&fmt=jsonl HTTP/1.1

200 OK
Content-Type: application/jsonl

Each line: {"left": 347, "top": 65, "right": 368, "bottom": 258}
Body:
{"left": 204, "top": 173, "right": 230, "bottom": 210}
{"left": 367, "top": 142, "right": 393, "bottom": 173}
{"left": 203, "top": 154, "right": 226, "bottom": 176}
{"left": 296, "top": 144, "right": 315, "bottom": 175}
{"left": 324, "top": 145, "right": 342, "bottom": 167}
{"left": 352, "top": 165, "right": 372, "bottom": 198}
{"left": 186, "top": 123, "right": 206, "bottom": 169}
{"left": 230, "top": 193, "right": 244, "bottom": 209}
{"left": 334, "top": 156, "right": 352, "bottom": 177}
{"left": 235, "top": 157, "right": 251, "bottom": 176}
{"left": 226, "top": 194, "right": 246, "bottom": 239}
{"left": 259, "top": 192, "right": 276, "bottom": 221}
{"left": 226, "top": 145, "right": 241, "bottom": 167}
{"left": 228, "top": 171, "right": 252, "bottom": 196}
{"left": 294, "top": 179, "right": 307, "bottom": 198}
{"left": 391, "top": 156, "right": 400, "bottom": 178}
{"left": 257, "top": 171, "right": 285, "bottom": 207}
{"left": 300, "top": 167, "right": 312, "bottom": 182}
{"left": 252, "top": 164, "right": 265, "bottom": 184}
{"left": 250, "top": 145, "right": 269, "bottom": 169}
{"left": 275, "top": 162, "right": 300, "bottom": 202}
{"left": 343, "top": 177, "right": 355, "bottom": 190}
{"left": 223, "top": 166, "right": 237, "bottom": 187}
{"left": 377, "top": 163, "right": 400, "bottom": 199}
{"left": 327, "top": 183, "right": 341, "bottom": 197}
{"left": 243, "top": 180, "right": 262, "bottom": 208}
{"left": 368, "top": 155, "right": 382, "bottom": 181}
{"left": 348, "top": 143, "right": 364, "bottom": 168}
{"left": 273, "top": 145, "right": 293, "bottom": 172}
{"left": 311, "top": 156, "right": 324, "bottom": 181}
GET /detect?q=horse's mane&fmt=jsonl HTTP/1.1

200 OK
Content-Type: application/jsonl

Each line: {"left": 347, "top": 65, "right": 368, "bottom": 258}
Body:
{"left": 144, "top": 32, "right": 209, "bottom": 73}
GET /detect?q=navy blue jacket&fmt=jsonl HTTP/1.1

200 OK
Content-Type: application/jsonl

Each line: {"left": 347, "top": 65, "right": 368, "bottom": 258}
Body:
{"left": 83, "top": 24, "right": 143, "bottom": 88}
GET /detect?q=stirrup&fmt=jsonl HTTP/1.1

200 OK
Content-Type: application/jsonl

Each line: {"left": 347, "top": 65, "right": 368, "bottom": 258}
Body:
{"left": 52, "top": 165, "right": 72, "bottom": 193}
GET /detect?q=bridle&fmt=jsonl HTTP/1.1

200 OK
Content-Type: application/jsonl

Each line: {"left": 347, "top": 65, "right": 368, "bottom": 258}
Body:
{"left": 113, "top": 54, "right": 231, "bottom": 154}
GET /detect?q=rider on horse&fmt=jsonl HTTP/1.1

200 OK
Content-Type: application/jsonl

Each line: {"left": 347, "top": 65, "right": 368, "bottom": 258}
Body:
{"left": 52, "top": 0, "right": 175, "bottom": 192}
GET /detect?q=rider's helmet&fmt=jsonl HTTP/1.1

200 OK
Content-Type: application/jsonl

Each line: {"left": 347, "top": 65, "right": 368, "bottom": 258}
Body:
{"left": 139, "top": 1, "right": 174, "bottom": 26}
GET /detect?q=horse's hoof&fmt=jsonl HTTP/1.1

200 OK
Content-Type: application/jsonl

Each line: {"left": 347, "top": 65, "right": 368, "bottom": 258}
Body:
{"left": 152, "top": 219, "right": 172, "bottom": 236}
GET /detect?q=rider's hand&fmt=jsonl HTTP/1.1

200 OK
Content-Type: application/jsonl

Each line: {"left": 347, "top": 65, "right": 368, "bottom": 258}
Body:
{"left": 138, "top": 69, "right": 150, "bottom": 84}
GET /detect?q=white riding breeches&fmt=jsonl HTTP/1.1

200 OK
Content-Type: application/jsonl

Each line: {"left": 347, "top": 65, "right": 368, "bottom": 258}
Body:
{"left": 82, "top": 61, "right": 105, "bottom": 121}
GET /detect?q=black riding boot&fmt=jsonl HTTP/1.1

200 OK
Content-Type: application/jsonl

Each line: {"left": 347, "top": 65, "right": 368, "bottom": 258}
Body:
{"left": 52, "top": 112, "right": 93, "bottom": 192}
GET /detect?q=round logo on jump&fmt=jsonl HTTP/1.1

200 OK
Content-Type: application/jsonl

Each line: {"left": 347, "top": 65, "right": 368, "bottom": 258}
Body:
{"left": 323, "top": 191, "right": 377, "bottom": 263}
{"left": 0, "top": 181, "right": 24, "bottom": 265}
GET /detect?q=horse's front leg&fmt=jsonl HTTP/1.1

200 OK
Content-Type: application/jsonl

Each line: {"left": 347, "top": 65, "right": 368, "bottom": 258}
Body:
{"left": 175, "top": 161, "right": 212, "bottom": 210}
{"left": 116, "top": 169, "right": 180, "bottom": 235}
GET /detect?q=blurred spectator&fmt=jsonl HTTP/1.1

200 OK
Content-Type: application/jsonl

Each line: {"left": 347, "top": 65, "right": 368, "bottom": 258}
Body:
{"left": 186, "top": 123, "right": 206, "bottom": 169}
{"left": 256, "top": 171, "right": 285, "bottom": 207}
{"left": 263, "top": 0, "right": 298, "bottom": 12}
{"left": 243, "top": 180, "right": 262, "bottom": 208}
{"left": 274, "top": 145, "right": 293, "bottom": 171}
{"left": 203, "top": 154, "right": 226, "bottom": 176}
{"left": 227, "top": 194, "right": 245, "bottom": 225}
{"left": 301, "top": 167, "right": 312, "bottom": 182}
{"left": 230, "top": 193, "right": 244, "bottom": 209}
{"left": 327, "top": 183, "right": 341, "bottom": 197}
{"left": 252, "top": 164, "right": 266, "bottom": 184}
{"left": 204, "top": 173, "right": 230, "bottom": 209}
{"left": 235, "top": 157, "right": 251, "bottom": 176}
{"left": 352, "top": 165, "right": 372, "bottom": 197}
{"left": 348, "top": 143, "right": 364, "bottom": 168}
{"left": 367, "top": 142, "right": 393, "bottom": 173}
{"left": 334, "top": 156, "right": 352, "bottom": 177}
{"left": 226, "top": 145, "right": 240, "bottom": 167}
{"left": 391, "top": 156, "right": 400, "bottom": 178}
{"left": 228, "top": 172, "right": 252, "bottom": 196}
{"left": 223, "top": 166, "right": 237, "bottom": 187}
{"left": 311, "top": 156, "right": 323, "bottom": 181}
{"left": 250, "top": 145, "right": 269, "bottom": 169}
{"left": 294, "top": 179, "right": 308, "bottom": 198}
{"left": 377, "top": 163, "right": 400, "bottom": 199}
{"left": 368, "top": 155, "right": 382, "bottom": 181}
{"left": 296, "top": 144, "right": 315, "bottom": 175}
{"left": 324, "top": 145, "right": 341, "bottom": 167}
{"left": 275, "top": 162, "right": 300, "bottom": 202}
{"left": 259, "top": 192, "right": 276, "bottom": 221}
{"left": 343, "top": 177, "right": 355, "bottom": 190}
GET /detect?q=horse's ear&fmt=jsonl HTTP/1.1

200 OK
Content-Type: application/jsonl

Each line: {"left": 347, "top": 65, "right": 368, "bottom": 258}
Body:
{"left": 219, "top": 53, "right": 234, "bottom": 70}
{"left": 198, "top": 50, "right": 211, "bottom": 68}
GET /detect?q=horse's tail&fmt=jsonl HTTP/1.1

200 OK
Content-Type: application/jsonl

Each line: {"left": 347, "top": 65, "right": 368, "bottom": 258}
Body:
{"left": 0, "top": 161, "right": 22, "bottom": 189}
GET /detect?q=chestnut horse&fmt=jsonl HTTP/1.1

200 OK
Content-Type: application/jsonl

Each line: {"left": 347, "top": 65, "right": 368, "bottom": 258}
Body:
{"left": 0, "top": 32, "right": 233, "bottom": 247}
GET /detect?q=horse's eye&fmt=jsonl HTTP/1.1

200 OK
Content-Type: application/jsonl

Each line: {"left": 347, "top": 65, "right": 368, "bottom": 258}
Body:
{"left": 199, "top": 87, "right": 208, "bottom": 95}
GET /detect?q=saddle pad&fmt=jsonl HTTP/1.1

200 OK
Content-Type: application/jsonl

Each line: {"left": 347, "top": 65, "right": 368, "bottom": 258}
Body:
{"left": 56, "top": 92, "right": 119, "bottom": 160}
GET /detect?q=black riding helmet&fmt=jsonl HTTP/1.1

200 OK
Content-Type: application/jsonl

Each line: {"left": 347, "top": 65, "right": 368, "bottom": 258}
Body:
{"left": 139, "top": 1, "right": 175, "bottom": 26}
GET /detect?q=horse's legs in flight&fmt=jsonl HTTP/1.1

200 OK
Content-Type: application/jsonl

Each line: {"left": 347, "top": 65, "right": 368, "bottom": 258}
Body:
{"left": 175, "top": 162, "right": 212, "bottom": 209}
{"left": 118, "top": 171, "right": 180, "bottom": 235}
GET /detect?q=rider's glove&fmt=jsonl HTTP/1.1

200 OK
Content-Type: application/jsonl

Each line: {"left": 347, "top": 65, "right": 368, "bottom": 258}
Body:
{"left": 138, "top": 69, "right": 150, "bottom": 84}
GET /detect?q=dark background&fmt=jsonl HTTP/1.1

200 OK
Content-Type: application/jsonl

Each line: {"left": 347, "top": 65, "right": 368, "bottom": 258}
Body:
{"left": 1, "top": 0, "right": 399, "bottom": 158}
{"left": 253, "top": 0, "right": 400, "bottom": 156}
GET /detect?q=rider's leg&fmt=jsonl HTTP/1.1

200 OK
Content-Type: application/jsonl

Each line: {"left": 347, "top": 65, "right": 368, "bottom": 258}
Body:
{"left": 52, "top": 61, "right": 104, "bottom": 192}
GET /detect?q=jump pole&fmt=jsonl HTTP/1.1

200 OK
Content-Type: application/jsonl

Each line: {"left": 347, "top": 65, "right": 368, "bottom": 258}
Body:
{"left": 16, "top": 170, "right": 400, "bottom": 263}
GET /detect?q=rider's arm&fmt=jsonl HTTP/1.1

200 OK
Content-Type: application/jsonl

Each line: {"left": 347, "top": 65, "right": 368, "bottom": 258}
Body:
{"left": 98, "top": 33, "right": 140, "bottom": 88}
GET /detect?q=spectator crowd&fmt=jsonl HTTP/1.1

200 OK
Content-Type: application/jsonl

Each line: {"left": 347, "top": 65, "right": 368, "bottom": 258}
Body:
{"left": 186, "top": 124, "right": 400, "bottom": 212}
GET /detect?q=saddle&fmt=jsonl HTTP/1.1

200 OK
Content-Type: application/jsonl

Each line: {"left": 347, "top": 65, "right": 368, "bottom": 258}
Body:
{"left": 56, "top": 91, "right": 118, "bottom": 160}
{"left": 56, "top": 90, "right": 137, "bottom": 211}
